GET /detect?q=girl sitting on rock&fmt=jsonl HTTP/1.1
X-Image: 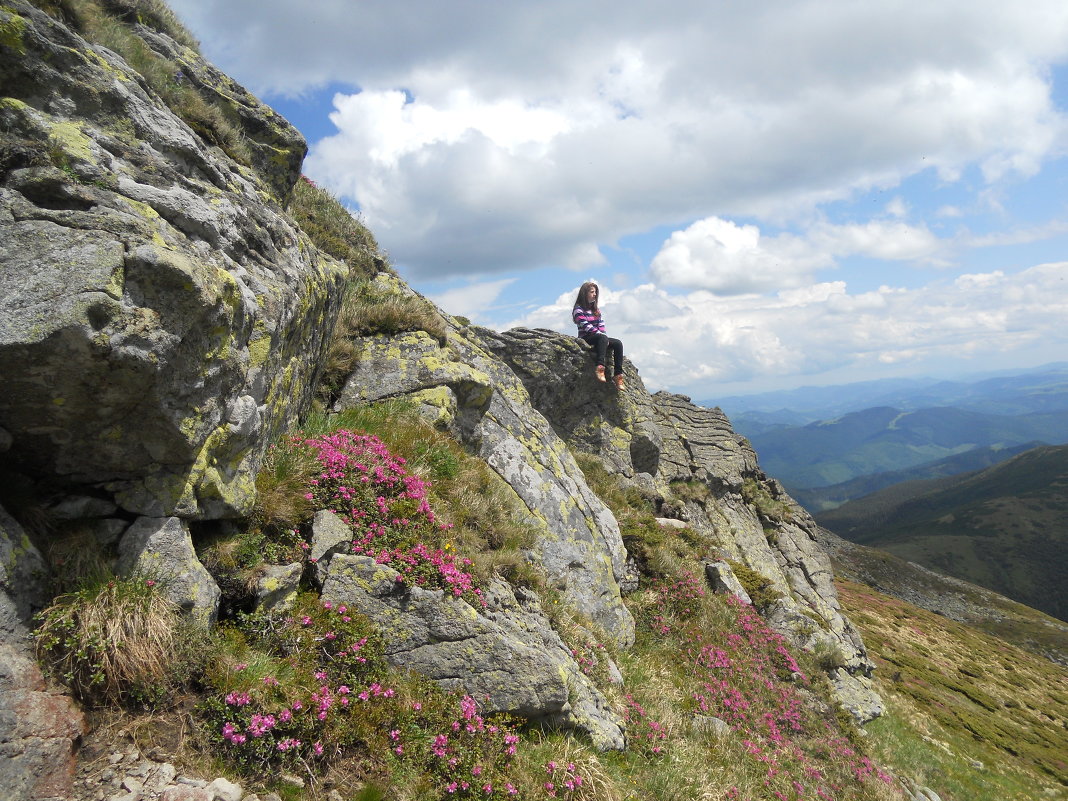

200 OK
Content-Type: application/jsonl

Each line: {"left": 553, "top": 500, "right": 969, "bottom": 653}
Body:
{"left": 572, "top": 281, "right": 625, "bottom": 390}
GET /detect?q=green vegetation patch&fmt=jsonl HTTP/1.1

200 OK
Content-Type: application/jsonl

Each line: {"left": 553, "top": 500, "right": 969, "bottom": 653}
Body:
{"left": 838, "top": 577, "right": 1068, "bottom": 797}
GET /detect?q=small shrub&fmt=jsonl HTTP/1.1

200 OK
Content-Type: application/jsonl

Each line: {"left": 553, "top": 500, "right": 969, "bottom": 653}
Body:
{"left": 810, "top": 640, "right": 849, "bottom": 672}
{"left": 33, "top": 574, "right": 193, "bottom": 705}
{"left": 725, "top": 559, "right": 784, "bottom": 612}
{"left": 302, "top": 405, "right": 538, "bottom": 584}
{"left": 296, "top": 428, "right": 484, "bottom": 605}
{"left": 289, "top": 176, "right": 382, "bottom": 281}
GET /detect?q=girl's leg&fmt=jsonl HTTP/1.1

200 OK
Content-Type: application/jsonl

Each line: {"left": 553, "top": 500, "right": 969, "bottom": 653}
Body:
{"left": 584, "top": 333, "right": 609, "bottom": 366}
{"left": 608, "top": 337, "right": 624, "bottom": 375}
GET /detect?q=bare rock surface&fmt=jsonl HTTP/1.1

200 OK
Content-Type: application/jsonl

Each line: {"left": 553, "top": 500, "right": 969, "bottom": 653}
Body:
{"left": 0, "top": 505, "right": 84, "bottom": 801}
{"left": 0, "top": 1, "right": 347, "bottom": 520}
{"left": 483, "top": 327, "right": 884, "bottom": 721}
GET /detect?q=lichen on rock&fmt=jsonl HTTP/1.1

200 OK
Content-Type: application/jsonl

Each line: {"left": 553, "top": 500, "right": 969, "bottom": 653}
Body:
{"left": 332, "top": 276, "right": 635, "bottom": 648}
{"left": 0, "top": 0, "right": 348, "bottom": 520}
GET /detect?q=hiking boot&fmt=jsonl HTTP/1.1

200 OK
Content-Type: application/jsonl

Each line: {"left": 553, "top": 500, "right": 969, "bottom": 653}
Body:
{"left": 614, "top": 373, "right": 625, "bottom": 390}
{"left": 595, "top": 365, "right": 607, "bottom": 382}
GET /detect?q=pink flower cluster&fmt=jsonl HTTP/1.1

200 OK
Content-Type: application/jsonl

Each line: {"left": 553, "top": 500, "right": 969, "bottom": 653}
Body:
{"left": 568, "top": 638, "right": 608, "bottom": 679}
{"left": 212, "top": 601, "right": 531, "bottom": 798}
{"left": 542, "top": 760, "right": 585, "bottom": 798}
{"left": 297, "top": 430, "right": 484, "bottom": 606}
{"left": 638, "top": 579, "right": 899, "bottom": 800}
{"left": 400, "top": 694, "right": 524, "bottom": 798}
{"left": 622, "top": 695, "right": 669, "bottom": 757}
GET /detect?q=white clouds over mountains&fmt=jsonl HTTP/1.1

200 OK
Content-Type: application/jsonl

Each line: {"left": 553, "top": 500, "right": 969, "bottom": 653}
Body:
{"left": 510, "top": 263, "right": 1068, "bottom": 395}
{"left": 172, "top": 0, "right": 1068, "bottom": 276}
{"left": 169, "top": 0, "right": 1068, "bottom": 392}
{"left": 648, "top": 217, "right": 943, "bottom": 294}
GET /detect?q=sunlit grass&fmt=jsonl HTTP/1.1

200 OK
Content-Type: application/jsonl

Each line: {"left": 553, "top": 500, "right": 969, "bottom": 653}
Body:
{"left": 838, "top": 577, "right": 1068, "bottom": 800}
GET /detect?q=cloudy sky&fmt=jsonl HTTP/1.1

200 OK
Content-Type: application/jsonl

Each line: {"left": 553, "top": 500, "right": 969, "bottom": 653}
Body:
{"left": 167, "top": 0, "right": 1068, "bottom": 398}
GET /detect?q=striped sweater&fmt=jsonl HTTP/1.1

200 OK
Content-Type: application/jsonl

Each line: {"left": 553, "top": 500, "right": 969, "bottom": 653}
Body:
{"left": 573, "top": 305, "right": 605, "bottom": 337}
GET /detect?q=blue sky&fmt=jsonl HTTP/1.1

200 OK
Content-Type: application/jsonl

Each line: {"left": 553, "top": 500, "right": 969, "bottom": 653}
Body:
{"left": 167, "top": 0, "right": 1068, "bottom": 398}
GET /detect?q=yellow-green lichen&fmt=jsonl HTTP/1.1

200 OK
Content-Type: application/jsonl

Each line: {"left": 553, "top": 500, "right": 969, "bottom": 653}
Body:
{"left": 99, "top": 425, "right": 123, "bottom": 442}
{"left": 104, "top": 263, "right": 125, "bottom": 300}
{"left": 48, "top": 120, "right": 95, "bottom": 164}
{"left": 248, "top": 335, "right": 271, "bottom": 368}
{"left": 0, "top": 9, "right": 27, "bottom": 54}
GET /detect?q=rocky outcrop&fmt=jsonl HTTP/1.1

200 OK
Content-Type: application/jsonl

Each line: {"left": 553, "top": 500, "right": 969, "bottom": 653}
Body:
{"left": 0, "top": 1, "right": 347, "bottom": 520}
{"left": 115, "top": 516, "right": 221, "bottom": 626}
{"left": 332, "top": 275, "right": 634, "bottom": 648}
{"left": 0, "top": 505, "right": 84, "bottom": 801}
{"left": 319, "top": 552, "right": 626, "bottom": 750}
{"left": 128, "top": 23, "right": 306, "bottom": 203}
{"left": 481, "top": 327, "right": 884, "bottom": 720}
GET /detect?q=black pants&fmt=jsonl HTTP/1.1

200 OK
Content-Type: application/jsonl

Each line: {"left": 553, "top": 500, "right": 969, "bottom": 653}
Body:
{"left": 581, "top": 333, "right": 624, "bottom": 376}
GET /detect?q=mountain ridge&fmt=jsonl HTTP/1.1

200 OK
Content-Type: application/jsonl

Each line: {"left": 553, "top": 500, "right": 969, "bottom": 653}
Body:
{"left": 741, "top": 404, "right": 1068, "bottom": 491}
{"left": 817, "top": 444, "right": 1068, "bottom": 621}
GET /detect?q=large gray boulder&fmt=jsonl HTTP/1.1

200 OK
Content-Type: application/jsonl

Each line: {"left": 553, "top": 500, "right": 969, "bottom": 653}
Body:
{"left": 320, "top": 553, "right": 625, "bottom": 750}
{"left": 333, "top": 276, "right": 634, "bottom": 648}
{"left": 0, "top": 1, "right": 347, "bottom": 520}
{"left": 483, "top": 327, "right": 883, "bottom": 721}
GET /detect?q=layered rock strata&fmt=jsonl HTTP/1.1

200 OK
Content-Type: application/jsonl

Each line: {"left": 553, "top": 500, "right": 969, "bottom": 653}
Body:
{"left": 480, "top": 327, "right": 884, "bottom": 721}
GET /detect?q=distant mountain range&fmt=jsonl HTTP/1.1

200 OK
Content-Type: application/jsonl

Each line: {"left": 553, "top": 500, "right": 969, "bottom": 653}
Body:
{"left": 816, "top": 444, "right": 1068, "bottom": 622}
{"left": 743, "top": 405, "right": 1068, "bottom": 491}
{"left": 790, "top": 441, "right": 1041, "bottom": 512}
{"left": 705, "top": 363, "right": 1068, "bottom": 501}
{"left": 710, "top": 361, "right": 1068, "bottom": 425}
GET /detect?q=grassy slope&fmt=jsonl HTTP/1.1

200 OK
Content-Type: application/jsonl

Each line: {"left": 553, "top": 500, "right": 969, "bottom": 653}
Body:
{"left": 817, "top": 445, "right": 1068, "bottom": 621}
{"left": 838, "top": 577, "right": 1068, "bottom": 800}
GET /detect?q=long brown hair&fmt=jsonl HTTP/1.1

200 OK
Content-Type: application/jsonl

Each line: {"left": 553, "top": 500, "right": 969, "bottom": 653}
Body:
{"left": 574, "top": 281, "right": 599, "bottom": 313}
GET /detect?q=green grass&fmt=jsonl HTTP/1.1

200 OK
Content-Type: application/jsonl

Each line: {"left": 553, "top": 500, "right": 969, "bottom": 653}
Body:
{"left": 837, "top": 578, "right": 1068, "bottom": 800}
{"left": 311, "top": 277, "right": 449, "bottom": 405}
{"left": 288, "top": 177, "right": 384, "bottom": 281}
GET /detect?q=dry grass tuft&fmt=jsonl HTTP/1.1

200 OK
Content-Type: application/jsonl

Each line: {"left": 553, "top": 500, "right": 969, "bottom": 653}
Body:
{"left": 45, "top": 525, "right": 111, "bottom": 591}
{"left": 33, "top": 576, "right": 191, "bottom": 705}
{"left": 341, "top": 279, "right": 449, "bottom": 344}
{"left": 252, "top": 438, "right": 320, "bottom": 533}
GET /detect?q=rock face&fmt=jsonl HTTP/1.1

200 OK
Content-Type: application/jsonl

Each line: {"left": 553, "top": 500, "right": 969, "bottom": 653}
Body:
{"left": 333, "top": 276, "right": 634, "bottom": 648}
{"left": 116, "top": 516, "right": 221, "bottom": 626}
{"left": 0, "top": 505, "right": 84, "bottom": 801}
{"left": 481, "top": 327, "right": 883, "bottom": 720}
{"left": 128, "top": 24, "right": 307, "bottom": 203}
{"left": 319, "top": 553, "right": 626, "bottom": 750}
{"left": 0, "top": 1, "right": 347, "bottom": 520}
